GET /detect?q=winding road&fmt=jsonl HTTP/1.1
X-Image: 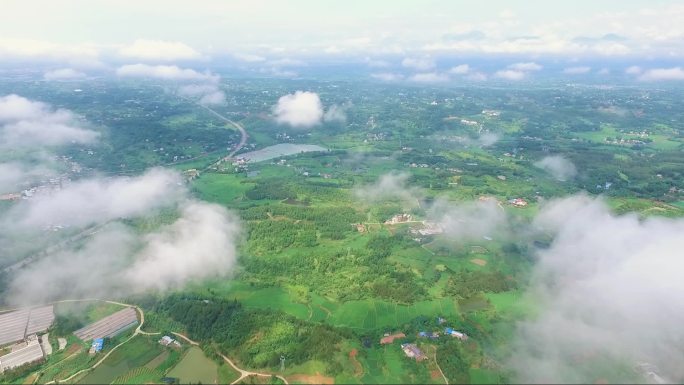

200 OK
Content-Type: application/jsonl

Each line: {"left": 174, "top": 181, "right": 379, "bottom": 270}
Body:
{"left": 195, "top": 103, "right": 249, "bottom": 159}
{"left": 23, "top": 299, "right": 287, "bottom": 385}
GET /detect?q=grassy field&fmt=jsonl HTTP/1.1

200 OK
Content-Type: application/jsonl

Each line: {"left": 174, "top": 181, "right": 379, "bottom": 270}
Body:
{"left": 77, "top": 336, "right": 166, "bottom": 384}
{"left": 192, "top": 172, "right": 254, "bottom": 205}
{"left": 167, "top": 347, "right": 219, "bottom": 384}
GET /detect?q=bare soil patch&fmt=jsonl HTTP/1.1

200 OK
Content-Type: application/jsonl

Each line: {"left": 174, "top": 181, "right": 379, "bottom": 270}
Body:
{"left": 288, "top": 373, "right": 335, "bottom": 384}
{"left": 470, "top": 258, "right": 487, "bottom": 266}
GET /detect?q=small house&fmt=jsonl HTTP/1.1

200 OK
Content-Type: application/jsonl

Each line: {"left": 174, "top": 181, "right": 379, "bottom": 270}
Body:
{"left": 401, "top": 343, "right": 427, "bottom": 361}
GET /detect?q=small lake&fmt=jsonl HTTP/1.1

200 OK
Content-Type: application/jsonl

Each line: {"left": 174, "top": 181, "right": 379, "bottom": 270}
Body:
{"left": 236, "top": 143, "right": 328, "bottom": 163}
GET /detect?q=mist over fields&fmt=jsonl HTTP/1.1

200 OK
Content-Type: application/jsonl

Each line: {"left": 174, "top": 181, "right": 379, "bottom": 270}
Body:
{"left": 1, "top": 1, "right": 684, "bottom": 383}
{"left": 0, "top": 95, "right": 242, "bottom": 306}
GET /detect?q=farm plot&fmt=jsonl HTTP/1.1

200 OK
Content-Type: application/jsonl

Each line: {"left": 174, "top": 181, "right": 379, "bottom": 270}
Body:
{"left": 77, "top": 335, "right": 165, "bottom": 384}
{"left": 167, "top": 347, "right": 218, "bottom": 385}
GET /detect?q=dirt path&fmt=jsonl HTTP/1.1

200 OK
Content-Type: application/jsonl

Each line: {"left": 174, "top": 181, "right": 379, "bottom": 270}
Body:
{"left": 25, "top": 298, "right": 287, "bottom": 385}
{"left": 433, "top": 346, "right": 449, "bottom": 385}
{"left": 218, "top": 353, "right": 289, "bottom": 385}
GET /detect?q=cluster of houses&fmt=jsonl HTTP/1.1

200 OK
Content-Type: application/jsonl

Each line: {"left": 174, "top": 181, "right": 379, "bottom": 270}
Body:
{"left": 379, "top": 319, "right": 469, "bottom": 362}
{"left": 182, "top": 169, "right": 200, "bottom": 181}
{"left": 460, "top": 118, "right": 480, "bottom": 127}
{"left": 604, "top": 137, "right": 647, "bottom": 146}
{"left": 508, "top": 198, "right": 529, "bottom": 207}
{"left": 385, "top": 213, "right": 412, "bottom": 224}
{"left": 482, "top": 109, "right": 501, "bottom": 117}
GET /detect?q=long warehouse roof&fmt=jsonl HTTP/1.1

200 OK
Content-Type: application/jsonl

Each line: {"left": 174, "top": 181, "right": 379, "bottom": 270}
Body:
{"left": 0, "top": 305, "right": 54, "bottom": 347}
{"left": 0, "top": 339, "right": 44, "bottom": 373}
{"left": 74, "top": 307, "right": 138, "bottom": 341}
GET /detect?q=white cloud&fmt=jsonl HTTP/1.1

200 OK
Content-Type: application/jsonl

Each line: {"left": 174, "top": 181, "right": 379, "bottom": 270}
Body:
{"left": 268, "top": 58, "right": 306, "bottom": 67}
{"left": 354, "top": 172, "right": 422, "bottom": 206}
{"left": 323, "top": 103, "right": 351, "bottom": 124}
{"left": 10, "top": 168, "right": 185, "bottom": 229}
{"left": 466, "top": 72, "right": 488, "bottom": 81}
{"left": 4, "top": 196, "right": 242, "bottom": 304}
{"left": 176, "top": 78, "right": 225, "bottom": 106}
{"left": 126, "top": 201, "right": 241, "bottom": 291}
{"left": 477, "top": 132, "right": 499, "bottom": 147}
{"left": 260, "top": 66, "right": 298, "bottom": 78}
{"left": 43, "top": 68, "right": 86, "bottom": 81}
{"left": 510, "top": 194, "right": 684, "bottom": 383}
{"left": 233, "top": 52, "right": 266, "bottom": 62}
{"left": 364, "top": 57, "right": 390, "bottom": 68}
{"left": 0, "top": 94, "right": 98, "bottom": 148}
{"left": 199, "top": 91, "right": 226, "bottom": 106}
{"left": 177, "top": 84, "right": 219, "bottom": 97}
{"left": 494, "top": 69, "right": 526, "bottom": 80}
{"left": 563, "top": 66, "right": 591, "bottom": 74}
{"left": 371, "top": 72, "right": 404, "bottom": 81}
{"left": 118, "top": 39, "right": 202, "bottom": 61}
{"left": 116, "top": 64, "right": 218, "bottom": 82}
{"left": 0, "top": 37, "right": 99, "bottom": 63}
{"left": 638, "top": 67, "right": 684, "bottom": 81}
{"left": 508, "top": 62, "right": 542, "bottom": 71}
{"left": 429, "top": 199, "right": 508, "bottom": 243}
{"left": 272, "top": 91, "right": 324, "bottom": 128}
{"left": 409, "top": 72, "right": 449, "bottom": 83}
{"left": 448, "top": 64, "right": 470, "bottom": 75}
{"left": 401, "top": 56, "right": 435, "bottom": 71}
{"left": 0, "top": 162, "right": 53, "bottom": 194}
{"left": 625, "top": 65, "right": 642, "bottom": 75}
{"left": 534, "top": 155, "right": 578, "bottom": 181}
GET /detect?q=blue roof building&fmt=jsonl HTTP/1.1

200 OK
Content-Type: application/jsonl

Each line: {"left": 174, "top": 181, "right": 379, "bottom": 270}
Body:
{"left": 91, "top": 338, "right": 104, "bottom": 353}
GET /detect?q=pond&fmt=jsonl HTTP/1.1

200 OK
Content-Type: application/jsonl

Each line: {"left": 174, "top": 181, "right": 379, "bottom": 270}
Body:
{"left": 236, "top": 143, "right": 328, "bottom": 163}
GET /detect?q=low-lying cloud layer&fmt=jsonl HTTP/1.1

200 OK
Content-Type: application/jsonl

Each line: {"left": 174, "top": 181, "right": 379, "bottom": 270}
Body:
{"left": 354, "top": 172, "right": 423, "bottom": 206}
{"left": 115, "top": 64, "right": 226, "bottom": 106}
{"left": 2, "top": 168, "right": 242, "bottom": 306}
{"left": 638, "top": 67, "right": 684, "bottom": 81}
{"left": 534, "top": 155, "right": 577, "bottom": 181}
{"left": 116, "top": 64, "right": 217, "bottom": 82}
{"left": 9, "top": 168, "right": 184, "bottom": 229}
{"left": 356, "top": 173, "right": 684, "bottom": 382}
{"left": 0, "top": 95, "right": 241, "bottom": 306}
{"left": 429, "top": 198, "right": 508, "bottom": 242}
{"left": 118, "top": 39, "right": 202, "bottom": 61}
{"left": 0, "top": 94, "right": 98, "bottom": 148}
{"left": 43, "top": 68, "right": 86, "bottom": 81}
{"left": 510, "top": 194, "right": 684, "bottom": 383}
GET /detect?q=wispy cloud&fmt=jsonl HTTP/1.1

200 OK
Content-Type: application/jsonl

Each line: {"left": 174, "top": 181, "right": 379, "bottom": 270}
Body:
{"left": 638, "top": 67, "right": 684, "bottom": 81}
{"left": 563, "top": 66, "right": 591, "bottom": 74}
{"left": 494, "top": 69, "right": 526, "bottom": 80}
{"left": 118, "top": 39, "right": 202, "bottom": 61}
{"left": 43, "top": 68, "right": 86, "bottom": 81}
{"left": 371, "top": 72, "right": 404, "bottom": 81}
{"left": 448, "top": 64, "right": 470, "bottom": 75}
{"left": 409, "top": 72, "right": 449, "bottom": 83}
{"left": 510, "top": 194, "right": 684, "bottom": 383}
{"left": 0, "top": 94, "right": 98, "bottom": 148}
{"left": 401, "top": 56, "right": 435, "bottom": 71}
{"left": 508, "top": 62, "right": 542, "bottom": 71}
{"left": 116, "top": 64, "right": 218, "bottom": 82}
{"left": 534, "top": 155, "right": 578, "bottom": 181}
